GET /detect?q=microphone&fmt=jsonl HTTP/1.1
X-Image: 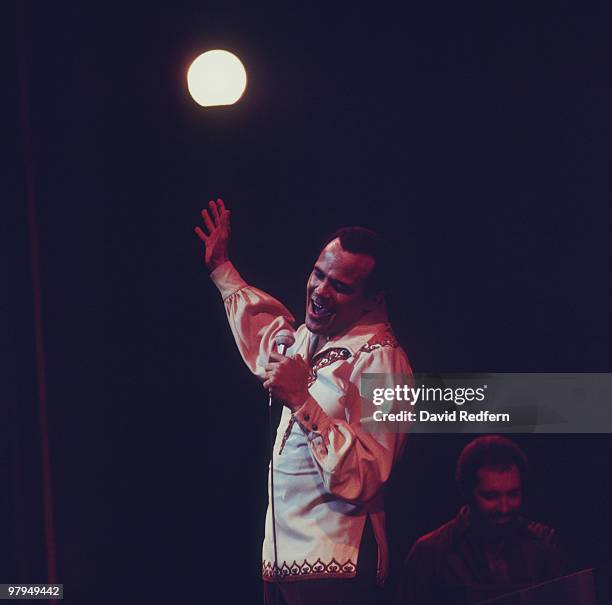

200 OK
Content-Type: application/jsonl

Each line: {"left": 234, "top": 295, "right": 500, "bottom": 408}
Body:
{"left": 274, "top": 329, "right": 295, "bottom": 356}
{"left": 268, "top": 330, "right": 295, "bottom": 405}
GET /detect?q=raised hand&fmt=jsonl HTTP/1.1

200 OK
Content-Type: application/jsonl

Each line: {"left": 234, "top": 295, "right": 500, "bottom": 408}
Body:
{"left": 195, "top": 198, "right": 231, "bottom": 271}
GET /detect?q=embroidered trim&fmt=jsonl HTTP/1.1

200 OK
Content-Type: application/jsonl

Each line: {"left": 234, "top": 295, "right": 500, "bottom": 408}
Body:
{"left": 308, "top": 347, "right": 351, "bottom": 387}
{"left": 262, "top": 557, "right": 357, "bottom": 582}
{"left": 278, "top": 416, "right": 295, "bottom": 455}
{"left": 360, "top": 334, "right": 399, "bottom": 352}
{"left": 277, "top": 347, "right": 351, "bottom": 455}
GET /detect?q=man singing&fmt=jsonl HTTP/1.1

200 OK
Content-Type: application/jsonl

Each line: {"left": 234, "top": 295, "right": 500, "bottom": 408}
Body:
{"left": 196, "top": 198, "right": 412, "bottom": 604}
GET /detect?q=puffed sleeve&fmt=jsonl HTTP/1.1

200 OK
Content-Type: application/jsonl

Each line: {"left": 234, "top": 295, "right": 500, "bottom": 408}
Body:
{"left": 292, "top": 343, "right": 412, "bottom": 503}
{"left": 210, "top": 261, "right": 295, "bottom": 379}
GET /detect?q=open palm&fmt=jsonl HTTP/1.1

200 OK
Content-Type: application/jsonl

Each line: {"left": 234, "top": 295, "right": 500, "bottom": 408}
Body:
{"left": 195, "top": 198, "right": 231, "bottom": 271}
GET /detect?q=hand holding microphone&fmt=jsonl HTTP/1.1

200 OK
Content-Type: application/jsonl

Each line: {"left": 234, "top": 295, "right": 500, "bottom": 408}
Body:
{"left": 263, "top": 330, "right": 310, "bottom": 412}
{"left": 273, "top": 330, "right": 295, "bottom": 356}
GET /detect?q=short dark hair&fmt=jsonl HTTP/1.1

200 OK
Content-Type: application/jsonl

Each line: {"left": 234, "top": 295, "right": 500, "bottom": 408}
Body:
{"left": 455, "top": 435, "right": 529, "bottom": 498}
{"left": 322, "top": 226, "right": 387, "bottom": 296}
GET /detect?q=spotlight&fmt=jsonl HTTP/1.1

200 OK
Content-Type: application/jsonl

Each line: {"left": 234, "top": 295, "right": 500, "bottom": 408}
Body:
{"left": 187, "top": 50, "right": 247, "bottom": 107}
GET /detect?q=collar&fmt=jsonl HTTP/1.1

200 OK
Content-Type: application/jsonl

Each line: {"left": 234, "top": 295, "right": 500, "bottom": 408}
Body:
{"left": 307, "top": 302, "right": 392, "bottom": 357}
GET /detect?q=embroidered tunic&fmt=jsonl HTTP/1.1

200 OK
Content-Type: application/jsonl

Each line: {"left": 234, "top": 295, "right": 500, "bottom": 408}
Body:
{"left": 211, "top": 261, "right": 412, "bottom": 584}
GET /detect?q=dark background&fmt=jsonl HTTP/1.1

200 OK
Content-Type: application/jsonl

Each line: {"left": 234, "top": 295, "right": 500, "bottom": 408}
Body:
{"left": 6, "top": 2, "right": 611, "bottom": 603}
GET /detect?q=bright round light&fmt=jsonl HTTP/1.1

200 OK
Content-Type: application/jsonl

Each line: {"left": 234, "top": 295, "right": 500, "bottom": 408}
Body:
{"left": 187, "top": 50, "right": 247, "bottom": 107}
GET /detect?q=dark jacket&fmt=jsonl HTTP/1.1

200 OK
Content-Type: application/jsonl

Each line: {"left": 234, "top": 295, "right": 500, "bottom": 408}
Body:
{"left": 398, "top": 506, "right": 568, "bottom": 605}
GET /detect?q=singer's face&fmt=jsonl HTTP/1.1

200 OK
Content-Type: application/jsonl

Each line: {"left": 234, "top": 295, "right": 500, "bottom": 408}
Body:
{"left": 305, "top": 238, "right": 377, "bottom": 336}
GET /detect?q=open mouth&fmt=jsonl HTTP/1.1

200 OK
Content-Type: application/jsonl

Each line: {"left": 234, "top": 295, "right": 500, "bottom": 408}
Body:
{"left": 309, "top": 298, "right": 333, "bottom": 320}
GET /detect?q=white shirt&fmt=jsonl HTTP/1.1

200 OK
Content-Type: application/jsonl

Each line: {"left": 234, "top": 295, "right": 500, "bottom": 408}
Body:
{"left": 211, "top": 261, "right": 412, "bottom": 585}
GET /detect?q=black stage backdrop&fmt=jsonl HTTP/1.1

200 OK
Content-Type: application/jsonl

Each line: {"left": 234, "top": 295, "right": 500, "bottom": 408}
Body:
{"left": 7, "top": 3, "right": 612, "bottom": 604}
